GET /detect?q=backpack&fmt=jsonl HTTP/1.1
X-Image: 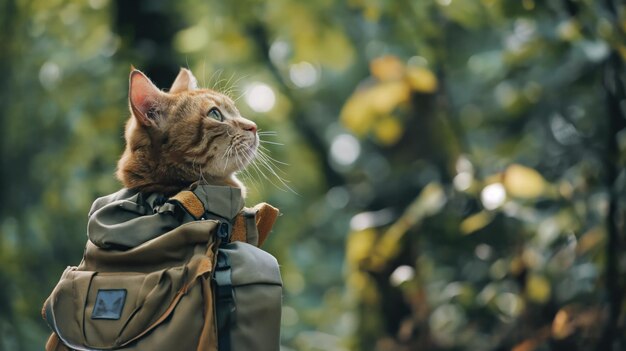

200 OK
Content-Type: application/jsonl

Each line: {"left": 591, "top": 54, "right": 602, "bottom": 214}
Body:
{"left": 42, "top": 183, "right": 283, "bottom": 351}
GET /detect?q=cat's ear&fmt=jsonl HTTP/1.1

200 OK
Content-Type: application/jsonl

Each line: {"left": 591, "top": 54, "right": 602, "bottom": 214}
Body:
{"left": 169, "top": 68, "right": 198, "bottom": 93}
{"left": 129, "top": 69, "right": 162, "bottom": 127}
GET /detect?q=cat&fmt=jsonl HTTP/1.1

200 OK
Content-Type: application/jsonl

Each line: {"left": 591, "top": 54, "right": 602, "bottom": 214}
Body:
{"left": 116, "top": 67, "right": 258, "bottom": 198}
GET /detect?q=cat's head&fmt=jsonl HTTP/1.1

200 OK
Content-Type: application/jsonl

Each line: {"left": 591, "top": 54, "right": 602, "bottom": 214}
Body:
{"left": 116, "top": 67, "right": 258, "bottom": 197}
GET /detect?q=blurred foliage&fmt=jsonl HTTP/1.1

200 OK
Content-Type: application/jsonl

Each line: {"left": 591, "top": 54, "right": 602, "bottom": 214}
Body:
{"left": 1, "top": 0, "right": 626, "bottom": 350}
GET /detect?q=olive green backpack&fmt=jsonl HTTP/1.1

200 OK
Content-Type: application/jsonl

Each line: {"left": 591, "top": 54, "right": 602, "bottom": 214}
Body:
{"left": 42, "top": 183, "right": 282, "bottom": 351}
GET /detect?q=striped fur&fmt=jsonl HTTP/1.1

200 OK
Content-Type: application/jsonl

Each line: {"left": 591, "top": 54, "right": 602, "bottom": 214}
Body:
{"left": 117, "top": 68, "right": 258, "bottom": 197}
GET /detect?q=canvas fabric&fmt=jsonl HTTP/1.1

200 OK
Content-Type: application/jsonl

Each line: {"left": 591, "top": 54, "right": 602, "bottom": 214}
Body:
{"left": 42, "top": 183, "right": 282, "bottom": 351}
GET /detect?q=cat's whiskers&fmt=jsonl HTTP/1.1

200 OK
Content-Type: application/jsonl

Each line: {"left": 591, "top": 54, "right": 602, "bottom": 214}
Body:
{"left": 227, "top": 141, "right": 254, "bottom": 195}
{"left": 259, "top": 140, "right": 284, "bottom": 146}
{"left": 258, "top": 144, "right": 289, "bottom": 168}
{"left": 241, "top": 147, "right": 272, "bottom": 184}
{"left": 213, "top": 71, "right": 241, "bottom": 94}
{"left": 221, "top": 74, "right": 249, "bottom": 101}
{"left": 257, "top": 130, "right": 279, "bottom": 137}
{"left": 225, "top": 87, "right": 241, "bottom": 101}
{"left": 222, "top": 144, "right": 235, "bottom": 160}
{"left": 233, "top": 92, "right": 245, "bottom": 103}
{"left": 256, "top": 151, "right": 294, "bottom": 193}
{"left": 191, "top": 156, "right": 209, "bottom": 185}
{"left": 234, "top": 146, "right": 261, "bottom": 196}
{"left": 221, "top": 143, "right": 236, "bottom": 172}
{"left": 222, "top": 72, "right": 237, "bottom": 97}
{"left": 211, "top": 70, "right": 225, "bottom": 91}
{"left": 257, "top": 132, "right": 283, "bottom": 147}
{"left": 202, "top": 60, "right": 207, "bottom": 89}
{"left": 240, "top": 137, "right": 296, "bottom": 194}
{"left": 220, "top": 130, "right": 237, "bottom": 170}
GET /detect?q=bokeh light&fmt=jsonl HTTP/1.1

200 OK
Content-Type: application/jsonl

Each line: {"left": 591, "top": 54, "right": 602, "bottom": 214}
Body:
{"left": 244, "top": 82, "right": 276, "bottom": 113}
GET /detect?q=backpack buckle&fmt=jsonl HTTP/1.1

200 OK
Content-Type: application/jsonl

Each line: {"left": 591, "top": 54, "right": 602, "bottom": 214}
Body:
{"left": 216, "top": 221, "right": 232, "bottom": 242}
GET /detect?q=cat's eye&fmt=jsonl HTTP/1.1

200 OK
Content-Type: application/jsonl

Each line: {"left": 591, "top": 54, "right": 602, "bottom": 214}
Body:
{"left": 207, "top": 107, "right": 223, "bottom": 122}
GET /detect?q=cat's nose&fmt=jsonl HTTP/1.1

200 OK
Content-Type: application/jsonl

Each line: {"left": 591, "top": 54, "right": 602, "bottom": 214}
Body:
{"left": 242, "top": 122, "right": 257, "bottom": 134}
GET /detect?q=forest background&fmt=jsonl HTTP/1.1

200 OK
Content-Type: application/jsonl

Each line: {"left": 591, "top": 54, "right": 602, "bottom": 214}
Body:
{"left": 1, "top": 0, "right": 625, "bottom": 350}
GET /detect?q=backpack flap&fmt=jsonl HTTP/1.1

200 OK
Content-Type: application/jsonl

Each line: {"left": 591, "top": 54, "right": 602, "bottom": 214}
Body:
{"left": 43, "top": 227, "right": 218, "bottom": 350}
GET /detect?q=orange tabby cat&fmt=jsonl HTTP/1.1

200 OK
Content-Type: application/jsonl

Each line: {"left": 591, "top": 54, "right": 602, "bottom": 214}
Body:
{"left": 116, "top": 68, "right": 258, "bottom": 197}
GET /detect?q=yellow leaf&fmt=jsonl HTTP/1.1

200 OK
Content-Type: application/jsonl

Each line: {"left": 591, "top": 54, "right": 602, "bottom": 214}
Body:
{"left": 460, "top": 211, "right": 493, "bottom": 235}
{"left": 552, "top": 309, "right": 574, "bottom": 339}
{"left": 340, "top": 92, "right": 376, "bottom": 136}
{"left": 370, "top": 55, "right": 405, "bottom": 81}
{"left": 374, "top": 116, "right": 403, "bottom": 145}
{"left": 369, "top": 81, "right": 411, "bottom": 114}
{"left": 526, "top": 273, "right": 551, "bottom": 303}
{"left": 406, "top": 66, "right": 438, "bottom": 93}
{"left": 503, "top": 164, "right": 547, "bottom": 199}
{"left": 340, "top": 81, "right": 410, "bottom": 137}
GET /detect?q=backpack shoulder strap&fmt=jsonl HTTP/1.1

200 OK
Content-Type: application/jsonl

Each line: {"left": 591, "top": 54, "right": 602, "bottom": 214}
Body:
{"left": 169, "top": 190, "right": 205, "bottom": 219}
{"left": 231, "top": 203, "right": 279, "bottom": 247}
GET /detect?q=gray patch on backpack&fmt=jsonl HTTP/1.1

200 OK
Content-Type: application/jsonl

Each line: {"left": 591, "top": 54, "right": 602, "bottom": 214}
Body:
{"left": 92, "top": 289, "right": 126, "bottom": 320}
